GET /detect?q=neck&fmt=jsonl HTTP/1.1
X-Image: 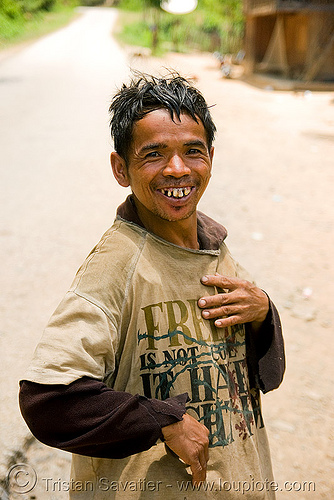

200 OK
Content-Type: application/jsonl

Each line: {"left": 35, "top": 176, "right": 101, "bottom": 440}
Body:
{"left": 133, "top": 198, "right": 199, "bottom": 250}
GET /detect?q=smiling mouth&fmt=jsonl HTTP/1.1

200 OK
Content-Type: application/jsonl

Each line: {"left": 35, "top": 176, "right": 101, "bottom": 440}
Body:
{"left": 158, "top": 187, "right": 192, "bottom": 199}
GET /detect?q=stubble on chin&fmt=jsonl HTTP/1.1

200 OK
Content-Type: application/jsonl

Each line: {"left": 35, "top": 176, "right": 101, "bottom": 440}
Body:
{"left": 152, "top": 203, "right": 197, "bottom": 223}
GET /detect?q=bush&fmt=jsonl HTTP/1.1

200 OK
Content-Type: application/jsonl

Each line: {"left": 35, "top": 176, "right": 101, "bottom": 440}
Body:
{"left": 115, "top": 0, "right": 143, "bottom": 11}
{"left": 0, "top": 0, "right": 78, "bottom": 44}
{"left": 0, "top": 0, "right": 77, "bottom": 17}
{"left": 22, "top": 0, "right": 56, "bottom": 13}
{"left": 79, "top": 0, "right": 105, "bottom": 5}
{"left": 0, "top": 11, "right": 23, "bottom": 35}
{"left": 0, "top": 0, "right": 23, "bottom": 19}
{"left": 115, "top": 0, "right": 244, "bottom": 55}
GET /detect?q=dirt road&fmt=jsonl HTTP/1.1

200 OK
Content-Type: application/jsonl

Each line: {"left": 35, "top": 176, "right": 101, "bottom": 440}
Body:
{"left": 1, "top": 6, "right": 333, "bottom": 499}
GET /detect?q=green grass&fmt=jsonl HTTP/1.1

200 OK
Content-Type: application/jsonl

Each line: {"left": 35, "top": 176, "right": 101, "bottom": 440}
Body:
{"left": 0, "top": 3, "right": 79, "bottom": 50}
{"left": 114, "top": 2, "right": 244, "bottom": 56}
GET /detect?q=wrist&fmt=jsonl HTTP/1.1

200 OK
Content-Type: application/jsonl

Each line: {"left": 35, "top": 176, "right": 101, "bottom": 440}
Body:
{"left": 255, "top": 290, "right": 269, "bottom": 323}
{"left": 161, "top": 416, "right": 184, "bottom": 441}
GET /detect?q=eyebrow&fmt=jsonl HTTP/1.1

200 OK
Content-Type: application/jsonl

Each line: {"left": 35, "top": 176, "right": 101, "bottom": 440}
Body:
{"left": 140, "top": 142, "right": 168, "bottom": 153}
{"left": 140, "top": 139, "right": 207, "bottom": 154}
{"left": 184, "top": 140, "right": 207, "bottom": 149}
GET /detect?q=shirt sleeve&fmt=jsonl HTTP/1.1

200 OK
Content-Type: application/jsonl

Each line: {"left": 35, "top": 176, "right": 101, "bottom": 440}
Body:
{"left": 233, "top": 258, "right": 285, "bottom": 393}
{"left": 20, "top": 290, "right": 188, "bottom": 458}
{"left": 23, "top": 291, "right": 118, "bottom": 385}
{"left": 19, "top": 377, "right": 188, "bottom": 459}
{"left": 245, "top": 297, "right": 285, "bottom": 393}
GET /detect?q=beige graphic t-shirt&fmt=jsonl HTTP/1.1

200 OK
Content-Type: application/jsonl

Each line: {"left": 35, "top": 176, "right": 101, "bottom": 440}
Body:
{"left": 24, "top": 218, "right": 275, "bottom": 499}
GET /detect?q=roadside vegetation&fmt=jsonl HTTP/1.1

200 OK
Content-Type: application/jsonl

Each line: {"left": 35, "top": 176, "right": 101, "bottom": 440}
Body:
{"left": 114, "top": 0, "right": 244, "bottom": 56}
{"left": 0, "top": 0, "right": 79, "bottom": 49}
{"left": 0, "top": 0, "right": 244, "bottom": 56}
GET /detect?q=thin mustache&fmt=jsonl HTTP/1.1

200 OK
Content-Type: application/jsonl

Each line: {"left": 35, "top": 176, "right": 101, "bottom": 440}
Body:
{"left": 156, "top": 178, "right": 195, "bottom": 189}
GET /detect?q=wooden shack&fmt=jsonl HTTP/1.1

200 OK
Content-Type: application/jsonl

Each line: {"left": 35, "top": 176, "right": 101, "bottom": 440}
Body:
{"left": 243, "top": 0, "right": 334, "bottom": 82}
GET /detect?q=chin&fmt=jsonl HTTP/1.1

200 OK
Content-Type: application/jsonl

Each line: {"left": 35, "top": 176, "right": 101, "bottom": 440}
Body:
{"left": 156, "top": 206, "right": 196, "bottom": 222}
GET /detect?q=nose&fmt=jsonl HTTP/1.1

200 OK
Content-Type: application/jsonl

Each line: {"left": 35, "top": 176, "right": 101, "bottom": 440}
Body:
{"left": 163, "top": 154, "right": 191, "bottom": 177}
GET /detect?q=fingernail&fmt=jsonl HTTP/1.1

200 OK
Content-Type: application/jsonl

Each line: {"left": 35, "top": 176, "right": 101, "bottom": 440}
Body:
{"left": 201, "top": 276, "right": 208, "bottom": 283}
{"left": 215, "top": 320, "right": 223, "bottom": 327}
{"left": 198, "top": 299, "right": 206, "bottom": 307}
{"left": 202, "top": 311, "right": 209, "bottom": 318}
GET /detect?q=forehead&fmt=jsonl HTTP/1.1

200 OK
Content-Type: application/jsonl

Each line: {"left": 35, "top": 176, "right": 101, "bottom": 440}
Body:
{"left": 131, "top": 108, "right": 208, "bottom": 148}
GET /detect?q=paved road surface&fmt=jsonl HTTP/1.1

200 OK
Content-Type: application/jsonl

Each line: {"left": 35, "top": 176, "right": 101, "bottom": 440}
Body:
{"left": 0, "top": 6, "right": 129, "bottom": 481}
{"left": 1, "top": 7, "right": 334, "bottom": 499}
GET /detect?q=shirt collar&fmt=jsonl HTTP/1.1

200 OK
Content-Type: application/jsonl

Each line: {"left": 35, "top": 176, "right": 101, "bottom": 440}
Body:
{"left": 116, "top": 195, "right": 227, "bottom": 251}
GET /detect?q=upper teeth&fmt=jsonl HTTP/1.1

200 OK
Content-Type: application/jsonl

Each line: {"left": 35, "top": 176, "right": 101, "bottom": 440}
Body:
{"left": 160, "top": 187, "right": 191, "bottom": 198}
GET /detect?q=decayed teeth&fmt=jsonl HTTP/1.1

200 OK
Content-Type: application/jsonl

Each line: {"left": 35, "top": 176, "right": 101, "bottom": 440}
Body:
{"left": 161, "top": 187, "right": 191, "bottom": 198}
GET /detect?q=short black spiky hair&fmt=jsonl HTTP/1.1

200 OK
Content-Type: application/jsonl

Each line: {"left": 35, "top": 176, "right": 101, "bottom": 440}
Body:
{"left": 109, "top": 72, "right": 216, "bottom": 161}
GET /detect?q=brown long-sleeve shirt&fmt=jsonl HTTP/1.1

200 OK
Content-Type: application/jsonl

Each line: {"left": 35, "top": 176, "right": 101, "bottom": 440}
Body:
{"left": 19, "top": 196, "right": 285, "bottom": 459}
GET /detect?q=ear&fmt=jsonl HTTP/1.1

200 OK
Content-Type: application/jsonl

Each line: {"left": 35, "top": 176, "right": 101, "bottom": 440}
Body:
{"left": 209, "top": 146, "right": 214, "bottom": 163}
{"left": 110, "top": 152, "right": 130, "bottom": 187}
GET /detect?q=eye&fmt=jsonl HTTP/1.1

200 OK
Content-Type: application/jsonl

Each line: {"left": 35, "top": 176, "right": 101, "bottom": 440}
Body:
{"left": 187, "top": 148, "right": 202, "bottom": 155}
{"left": 145, "top": 151, "right": 161, "bottom": 159}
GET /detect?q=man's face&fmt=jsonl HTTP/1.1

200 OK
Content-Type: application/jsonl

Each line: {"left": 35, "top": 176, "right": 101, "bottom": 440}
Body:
{"left": 113, "top": 108, "right": 214, "bottom": 225}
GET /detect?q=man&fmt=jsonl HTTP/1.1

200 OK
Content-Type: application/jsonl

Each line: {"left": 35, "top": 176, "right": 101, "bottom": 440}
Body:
{"left": 20, "top": 74, "right": 285, "bottom": 499}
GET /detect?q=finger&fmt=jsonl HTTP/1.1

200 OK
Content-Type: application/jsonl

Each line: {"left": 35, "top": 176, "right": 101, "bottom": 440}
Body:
{"left": 203, "top": 429, "right": 210, "bottom": 463}
{"left": 201, "top": 274, "right": 241, "bottom": 290}
{"left": 202, "top": 305, "right": 240, "bottom": 321}
{"left": 214, "top": 315, "right": 241, "bottom": 328}
{"left": 198, "top": 445, "right": 209, "bottom": 471}
{"left": 198, "top": 290, "right": 238, "bottom": 310}
{"left": 191, "top": 460, "right": 206, "bottom": 485}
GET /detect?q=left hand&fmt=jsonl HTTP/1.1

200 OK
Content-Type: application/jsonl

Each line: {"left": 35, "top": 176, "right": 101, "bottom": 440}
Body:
{"left": 198, "top": 274, "right": 269, "bottom": 329}
{"left": 162, "top": 413, "right": 209, "bottom": 485}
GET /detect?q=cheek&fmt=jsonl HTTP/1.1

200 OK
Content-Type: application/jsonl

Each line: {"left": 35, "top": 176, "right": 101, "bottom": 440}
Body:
{"left": 135, "top": 168, "right": 160, "bottom": 189}
{"left": 129, "top": 173, "right": 154, "bottom": 197}
{"left": 199, "top": 163, "right": 212, "bottom": 181}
